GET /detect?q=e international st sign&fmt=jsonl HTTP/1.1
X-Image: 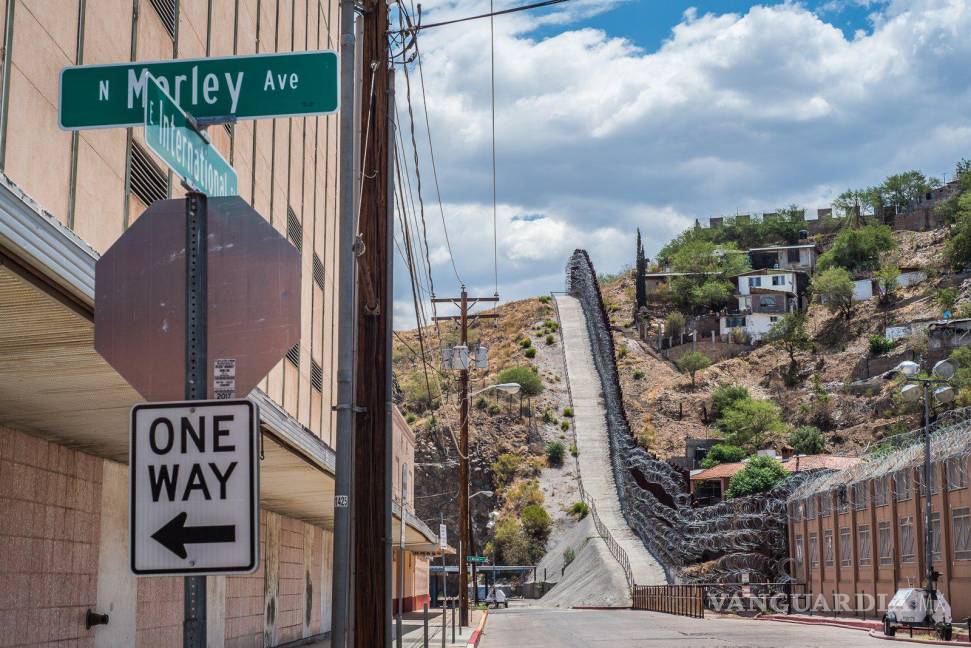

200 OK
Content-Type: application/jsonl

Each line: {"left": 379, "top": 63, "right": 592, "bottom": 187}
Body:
{"left": 130, "top": 400, "right": 259, "bottom": 575}
{"left": 145, "top": 75, "right": 237, "bottom": 196}
{"left": 59, "top": 50, "right": 338, "bottom": 130}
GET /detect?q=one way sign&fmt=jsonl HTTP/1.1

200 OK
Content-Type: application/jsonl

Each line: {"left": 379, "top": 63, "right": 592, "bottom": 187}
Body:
{"left": 130, "top": 400, "right": 259, "bottom": 575}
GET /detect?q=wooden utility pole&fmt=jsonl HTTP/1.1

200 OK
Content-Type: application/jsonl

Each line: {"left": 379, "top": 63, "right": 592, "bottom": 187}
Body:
{"left": 433, "top": 290, "right": 498, "bottom": 626}
{"left": 352, "top": 0, "right": 392, "bottom": 643}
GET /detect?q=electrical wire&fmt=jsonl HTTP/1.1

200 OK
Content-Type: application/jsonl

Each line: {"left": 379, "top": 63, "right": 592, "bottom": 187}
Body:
{"left": 401, "top": 0, "right": 576, "bottom": 31}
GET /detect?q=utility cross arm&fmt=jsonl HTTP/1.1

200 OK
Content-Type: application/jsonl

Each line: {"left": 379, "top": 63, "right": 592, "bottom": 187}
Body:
{"left": 432, "top": 314, "right": 499, "bottom": 321}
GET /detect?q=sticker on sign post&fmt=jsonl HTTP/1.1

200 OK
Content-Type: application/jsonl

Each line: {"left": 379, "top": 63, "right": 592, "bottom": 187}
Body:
{"left": 213, "top": 359, "right": 237, "bottom": 399}
{"left": 130, "top": 400, "right": 259, "bottom": 575}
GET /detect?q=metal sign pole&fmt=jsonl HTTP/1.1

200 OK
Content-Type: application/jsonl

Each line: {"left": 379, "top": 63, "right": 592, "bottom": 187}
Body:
{"left": 184, "top": 191, "right": 208, "bottom": 648}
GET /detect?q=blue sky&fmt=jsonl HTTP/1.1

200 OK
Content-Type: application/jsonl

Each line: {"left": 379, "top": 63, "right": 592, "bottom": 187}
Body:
{"left": 393, "top": 0, "right": 971, "bottom": 328}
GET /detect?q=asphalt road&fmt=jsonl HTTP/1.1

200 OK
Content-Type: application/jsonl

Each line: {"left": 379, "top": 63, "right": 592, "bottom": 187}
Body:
{"left": 478, "top": 606, "right": 929, "bottom": 647}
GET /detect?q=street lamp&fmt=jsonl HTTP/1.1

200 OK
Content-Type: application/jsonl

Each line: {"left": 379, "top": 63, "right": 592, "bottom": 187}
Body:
{"left": 885, "top": 359, "right": 956, "bottom": 597}
{"left": 395, "top": 463, "right": 408, "bottom": 648}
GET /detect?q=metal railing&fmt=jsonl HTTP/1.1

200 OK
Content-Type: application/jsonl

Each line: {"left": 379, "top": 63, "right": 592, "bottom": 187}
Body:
{"left": 550, "top": 291, "right": 635, "bottom": 593}
{"left": 631, "top": 584, "right": 705, "bottom": 618}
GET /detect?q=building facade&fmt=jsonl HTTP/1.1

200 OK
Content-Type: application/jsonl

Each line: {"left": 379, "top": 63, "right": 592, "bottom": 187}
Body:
{"left": 788, "top": 454, "right": 971, "bottom": 619}
{"left": 0, "top": 1, "right": 367, "bottom": 646}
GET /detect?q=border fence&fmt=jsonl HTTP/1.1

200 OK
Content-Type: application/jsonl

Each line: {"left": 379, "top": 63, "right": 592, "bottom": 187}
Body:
{"left": 631, "top": 585, "right": 706, "bottom": 618}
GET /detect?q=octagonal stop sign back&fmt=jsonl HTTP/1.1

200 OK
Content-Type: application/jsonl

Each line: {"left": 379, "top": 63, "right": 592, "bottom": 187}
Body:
{"left": 95, "top": 197, "right": 301, "bottom": 401}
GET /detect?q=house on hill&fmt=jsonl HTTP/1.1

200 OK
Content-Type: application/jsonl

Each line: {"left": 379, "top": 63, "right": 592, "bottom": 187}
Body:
{"left": 748, "top": 243, "right": 818, "bottom": 274}
{"left": 719, "top": 269, "right": 811, "bottom": 342}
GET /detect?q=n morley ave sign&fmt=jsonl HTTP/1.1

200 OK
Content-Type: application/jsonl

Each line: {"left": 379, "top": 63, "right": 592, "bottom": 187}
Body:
{"left": 130, "top": 400, "right": 259, "bottom": 575}
{"left": 60, "top": 50, "right": 338, "bottom": 130}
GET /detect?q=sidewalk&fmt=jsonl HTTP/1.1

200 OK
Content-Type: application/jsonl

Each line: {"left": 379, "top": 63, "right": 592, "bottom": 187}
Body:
{"left": 303, "top": 608, "right": 486, "bottom": 648}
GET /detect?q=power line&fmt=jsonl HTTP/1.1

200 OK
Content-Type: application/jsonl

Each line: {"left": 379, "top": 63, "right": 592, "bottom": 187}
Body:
{"left": 401, "top": 0, "right": 576, "bottom": 32}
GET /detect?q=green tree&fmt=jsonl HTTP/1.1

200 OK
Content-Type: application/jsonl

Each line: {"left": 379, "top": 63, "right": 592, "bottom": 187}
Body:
{"left": 812, "top": 267, "right": 854, "bottom": 318}
{"left": 726, "top": 456, "right": 789, "bottom": 498}
{"left": 788, "top": 425, "right": 825, "bottom": 455}
{"left": 711, "top": 383, "right": 750, "bottom": 416}
{"left": 700, "top": 443, "right": 747, "bottom": 468}
{"left": 691, "top": 280, "right": 733, "bottom": 311}
{"left": 717, "top": 398, "right": 787, "bottom": 451}
{"left": 676, "top": 351, "right": 711, "bottom": 387}
{"left": 763, "top": 312, "right": 811, "bottom": 384}
{"left": 635, "top": 228, "right": 647, "bottom": 312}
{"left": 492, "top": 517, "right": 536, "bottom": 565}
{"left": 879, "top": 170, "right": 939, "bottom": 211}
{"left": 936, "top": 287, "right": 959, "bottom": 314}
{"left": 945, "top": 199, "right": 971, "bottom": 269}
{"left": 497, "top": 365, "right": 543, "bottom": 397}
{"left": 817, "top": 224, "right": 896, "bottom": 273}
{"left": 876, "top": 263, "right": 901, "bottom": 304}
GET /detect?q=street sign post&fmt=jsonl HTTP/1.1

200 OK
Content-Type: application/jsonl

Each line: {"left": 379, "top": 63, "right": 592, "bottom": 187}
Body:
{"left": 60, "top": 51, "right": 339, "bottom": 130}
{"left": 144, "top": 75, "right": 237, "bottom": 196}
{"left": 130, "top": 400, "right": 259, "bottom": 574}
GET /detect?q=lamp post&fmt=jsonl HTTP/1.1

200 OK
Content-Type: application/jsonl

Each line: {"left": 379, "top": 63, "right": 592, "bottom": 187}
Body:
{"left": 886, "top": 360, "right": 956, "bottom": 595}
{"left": 395, "top": 463, "right": 409, "bottom": 648}
{"left": 467, "top": 490, "right": 493, "bottom": 608}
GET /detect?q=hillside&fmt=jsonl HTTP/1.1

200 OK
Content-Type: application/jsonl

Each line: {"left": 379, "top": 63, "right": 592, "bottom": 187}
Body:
{"left": 393, "top": 296, "right": 585, "bottom": 573}
{"left": 601, "top": 227, "right": 958, "bottom": 462}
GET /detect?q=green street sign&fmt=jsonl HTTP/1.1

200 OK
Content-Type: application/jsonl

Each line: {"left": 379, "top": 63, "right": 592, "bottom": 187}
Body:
{"left": 145, "top": 75, "right": 237, "bottom": 197}
{"left": 60, "top": 51, "right": 338, "bottom": 130}
{"left": 466, "top": 556, "right": 487, "bottom": 564}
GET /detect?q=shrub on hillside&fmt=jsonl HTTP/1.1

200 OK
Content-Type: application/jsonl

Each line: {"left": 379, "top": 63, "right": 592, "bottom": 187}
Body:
{"left": 545, "top": 334, "right": 555, "bottom": 345}
{"left": 665, "top": 311, "right": 686, "bottom": 338}
{"left": 521, "top": 504, "right": 552, "bottom": 542}
{"left": 562, "top": 407, "right": 574, "bottom": 417}
{"left": 475, "top": 397, "right": 488, "bottom": 411}
{"left": 491, "top": 453, "right": 522, "bottom": 487}
{"left": 699, "top": 443, "right": 747, "bottom": 469}
{"left": 868, "top": 335, "right": 895, "bottom": 356}
{"left": 545, "top": 441, "right": 566, "bottom": 467}
{"left": 400, "top": 369, "right": 442, "bottom": 412}
{"left": 569, "top": 501, "right": 589, "bottom": 520}
{"left": 519, "top": 337, "right": 532, "bottom": 349}
{"left": 497, "top": 365, "right": 544, "bottom": 397}
{"left": 524, "top": 347, "right": 537, "bottom": 359}
{"left": 788, "top": 425, "right": 825, "bottom": 455}
{"left": 726, "top": 456, "right": 789, "bottom": 499}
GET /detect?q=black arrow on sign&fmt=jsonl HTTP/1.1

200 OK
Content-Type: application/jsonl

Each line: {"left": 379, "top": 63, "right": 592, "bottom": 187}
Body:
{"left": 151, "top": 512, "right": 236, "bottom": 559}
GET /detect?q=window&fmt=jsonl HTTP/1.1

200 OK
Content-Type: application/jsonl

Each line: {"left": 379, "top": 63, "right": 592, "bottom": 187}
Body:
{"left": 286, "top": 342, "right": 300, "bottom": 368}
{"left": 787, "top": 248, "right": 801, "bottom": 263}
{"left": 899, "top": 517, "right": 915, "bottom": 563}
{"left": 824, "top": 529, "right": 834, "bottom": 566}
{"left": 874, "top": 477, "right": 889, "bottom": 507}
{"left": 947, "top": 457, "right": 968, "bottom": 491}
{"left": 805, "top": 496, "right": 817, "bottom": 520}
{"left": 772, "top": 275, "right": 785, "bottom": 286}
{"left": 931, "top": 512, "right": 942, "bottom": 562}
{"left": 725, "top": 316, "right": 746, "bottom": 328}
{"left": 795, "top": 535, "right": 804, "bottom": 571}
{"left": 858, "top": 525, "right": 872, "bottom": 566}
{"left": 839, "top": 527, "right": 851, "bottom": 566}
{"left": 148, "top": 0, "right": 178, "bottom": 39}
{"left": 129, "top": 142, "right": 167, "bottom": 206}
{"left": 894, "top": 471, "right": 912, "bottom": 501}
{"left": 953, "top": 507, "right": 971, "bottom": 560}
{"left": 761, "top": 295, "right": 778, "bottom": 308}
{"left": 311, "top": 360, "right": 323, "bottom": 393}
{"left": 809, "top": 533, "right": 819, "bottom": 568}
{"left": 878, "top": 521, "right": 893, "bottom": 565}
{"left": 819, "top": 492, "right": 832, "bottom": 517}
{"left": 770, "top": 316, "right": 779, "bottom": 323}
{"left": 748, "top": 277, "right": 762, "bottom": 288}
{"left": 853, "top": 482, "right": 868, "bottom": 510}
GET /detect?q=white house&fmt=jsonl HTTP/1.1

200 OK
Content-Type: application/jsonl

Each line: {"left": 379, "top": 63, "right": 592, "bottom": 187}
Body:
{"left": 720, "top": 269, "right": 809, "bottom": 342}
{"left": 748, "top": 243, "right": 818, "bottom": 274}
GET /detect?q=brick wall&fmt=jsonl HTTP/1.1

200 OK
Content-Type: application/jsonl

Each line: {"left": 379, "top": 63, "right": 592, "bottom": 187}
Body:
{"left": 0, "top": 424, "right": 102, "bottom": 647}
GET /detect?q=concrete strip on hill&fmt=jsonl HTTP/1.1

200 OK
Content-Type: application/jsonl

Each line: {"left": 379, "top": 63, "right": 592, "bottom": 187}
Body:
{"left": 555, "top": 294, "right": 667, "bottom": 588}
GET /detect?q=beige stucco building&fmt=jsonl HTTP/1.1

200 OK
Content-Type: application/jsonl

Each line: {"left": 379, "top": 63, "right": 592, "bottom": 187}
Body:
{"left": 0, "top": 1, "right": 437, "bottom": 646}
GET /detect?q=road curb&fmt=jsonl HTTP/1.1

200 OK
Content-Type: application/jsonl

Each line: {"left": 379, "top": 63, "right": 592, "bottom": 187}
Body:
{"left": 867, "top": 628, "right": 971, "bottom": 645}
{"left": 466, "top": 609, "right": 488, "bottom": 647}
{"left": 573, "top": 606, "right": 631, "bottom": 610}
{"left": 755, "top": 615, "right": 869, "bottom": 632}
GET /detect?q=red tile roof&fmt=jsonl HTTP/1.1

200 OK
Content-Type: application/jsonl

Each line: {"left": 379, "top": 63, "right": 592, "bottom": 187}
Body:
{"left": 690, "top": 455, "right": 862, "bottom": 481}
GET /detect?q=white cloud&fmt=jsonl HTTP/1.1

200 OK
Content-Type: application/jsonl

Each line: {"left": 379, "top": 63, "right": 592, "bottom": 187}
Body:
{"left": 393, "top": 0, "right": 971, "bottom": 328}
